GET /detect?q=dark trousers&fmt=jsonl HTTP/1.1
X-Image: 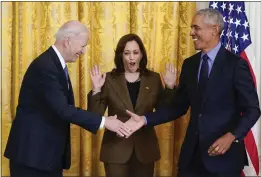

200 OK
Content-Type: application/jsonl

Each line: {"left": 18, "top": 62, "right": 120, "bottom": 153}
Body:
{"left": 178, "top": 169, "right": 242, "bottom": 177}
{"left": 10, "top": 160, "right": 63, "bottom": 177}
{"left": 178, "top": 165, "right": 241, "bottom": 177}
{"left": 104, "top": 150, "right": 154, "bottom": 177}
{"left": 178, "top": 142, "right": 242, "bottom": 177}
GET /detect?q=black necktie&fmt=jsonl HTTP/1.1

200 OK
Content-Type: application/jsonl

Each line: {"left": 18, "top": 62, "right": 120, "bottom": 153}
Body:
{"left": 198, "top": 54, "right": 209, "bottom": 104}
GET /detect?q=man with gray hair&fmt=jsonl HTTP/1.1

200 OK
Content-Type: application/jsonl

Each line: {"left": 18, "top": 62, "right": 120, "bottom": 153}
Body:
{"left": 4, "top": 20, "right": 132, "bottom": 177}
{"left": 124, "top": 8, "right": 260, "bottom": 177}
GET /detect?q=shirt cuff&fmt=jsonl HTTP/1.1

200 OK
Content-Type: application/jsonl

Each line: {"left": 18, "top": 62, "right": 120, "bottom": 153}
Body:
{"left": 99, "top": 116, "right": 105, "bottom": 129}
{"left": 144, "top": 116, "right": 147, "bottom": 125}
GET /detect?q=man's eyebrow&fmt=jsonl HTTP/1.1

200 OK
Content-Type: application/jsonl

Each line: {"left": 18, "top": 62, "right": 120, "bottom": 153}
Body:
{"left": 191, "top": 25, "right": 199, "bottom": 28}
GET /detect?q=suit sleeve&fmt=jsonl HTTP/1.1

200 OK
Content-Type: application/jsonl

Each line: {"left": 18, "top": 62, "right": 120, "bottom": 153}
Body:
{"left": 145, "top": 60, "right": 190, "bottom": 127}
{"left": 231, "top": 59, "right": 260, "bottom": 141}
{"left": 87, "top": 78, "right": 108, "bottom": 116}
{"left": 36, "top": 65, "right": 102, "bottom": 134}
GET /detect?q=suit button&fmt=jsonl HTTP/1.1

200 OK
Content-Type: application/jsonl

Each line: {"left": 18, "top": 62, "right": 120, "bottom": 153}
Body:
{"left": 199, "top": 114, "right": 202, "bottom": 118}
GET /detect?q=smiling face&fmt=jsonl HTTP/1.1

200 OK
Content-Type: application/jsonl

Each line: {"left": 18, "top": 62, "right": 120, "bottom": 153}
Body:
{"left": 64, "top": 32, "right": 89, "bottom": 63}
{"left": 190, "top": 14, "right": 220, "bottom": 53}
{"left": 122, "top": 40, "right": 143, "bottom": 73}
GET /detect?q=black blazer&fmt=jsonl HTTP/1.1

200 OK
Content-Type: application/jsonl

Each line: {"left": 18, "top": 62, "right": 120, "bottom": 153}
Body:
{"left": 145, "top": 46, "right": 260, "bottom": 173}
{"left": 4, "top": 47, "right": 102, "bottom": 171}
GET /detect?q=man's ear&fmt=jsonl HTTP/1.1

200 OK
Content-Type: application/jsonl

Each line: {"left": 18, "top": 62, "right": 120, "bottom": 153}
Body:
{"left": 64, "top": 37, "right": 71, "bottom": 47}
{"left": 212, "top": 25, "right": 220, "bottom": 36}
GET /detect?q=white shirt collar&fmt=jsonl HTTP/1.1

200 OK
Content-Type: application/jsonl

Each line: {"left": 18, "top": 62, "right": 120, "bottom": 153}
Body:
{"left": 52, "top": 45, "right": 66, "bottom": 69}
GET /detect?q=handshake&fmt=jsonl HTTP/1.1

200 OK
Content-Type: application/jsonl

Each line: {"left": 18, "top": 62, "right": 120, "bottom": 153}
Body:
{"left": 104, "top": 110, "right": 146, "bottom": 138}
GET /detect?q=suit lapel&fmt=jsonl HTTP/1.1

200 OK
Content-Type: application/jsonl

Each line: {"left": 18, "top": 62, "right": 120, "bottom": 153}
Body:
{"left": 68, "top": 77, "right": 75, "bottom": 105}
{"left": 48, "top": 47, "right": 74, "bottom": 104}
{"left": 135, "top": 75, "right": 151, "bottom": 110}
{"left": 190, "top": 53, "right": 201, "bottom": 97}
{"left": 49, "top": 47, "right": 68, "bottom": 90}
{"left": 201, "top": 46, "right": 226, "bottom": 105}
{"left": 108, "top": 74, "right": 134, "bottom": 112}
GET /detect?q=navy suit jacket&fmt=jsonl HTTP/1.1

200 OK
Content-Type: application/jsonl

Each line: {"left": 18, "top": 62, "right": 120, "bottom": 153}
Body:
{"left": 145, "top": 46, "right": 260, "bottom": 173}
{"left": 4, "top": 47, "right": 102, "bottom": 171}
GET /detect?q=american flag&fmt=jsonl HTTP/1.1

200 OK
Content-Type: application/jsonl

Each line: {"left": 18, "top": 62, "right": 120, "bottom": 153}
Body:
{"left": 209, "top": 1, "right": 260, "bottom": 176}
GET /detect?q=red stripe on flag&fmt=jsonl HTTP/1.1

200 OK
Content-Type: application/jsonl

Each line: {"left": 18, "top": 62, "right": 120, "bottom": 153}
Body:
{"left": 240, "top": 51, "right": 259, "bottom": 175}
{"left": 244, "top": 130, "right": 259, "bottom": 175}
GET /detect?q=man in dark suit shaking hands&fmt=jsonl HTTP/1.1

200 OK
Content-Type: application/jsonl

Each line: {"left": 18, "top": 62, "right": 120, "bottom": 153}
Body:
{"left": 124, "top": 8, "right": 260, "bottom": 177}
{"left": 4, "top": 20, "right": 132, "bottom": 177}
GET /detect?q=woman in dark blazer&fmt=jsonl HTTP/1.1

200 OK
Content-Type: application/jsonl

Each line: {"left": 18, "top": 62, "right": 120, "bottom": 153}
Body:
{"left": 87, "top": 33, "right": 176, "bottom": 177}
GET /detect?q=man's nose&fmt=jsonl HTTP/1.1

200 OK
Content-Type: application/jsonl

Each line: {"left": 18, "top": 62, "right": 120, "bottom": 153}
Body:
{"left": 82, "top": 47, "right": 87, "bottom": 54}
{"left": 190, "top": 29, "right": 194, "bottom": 36}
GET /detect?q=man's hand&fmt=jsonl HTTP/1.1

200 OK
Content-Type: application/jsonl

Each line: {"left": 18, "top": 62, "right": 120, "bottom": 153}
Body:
{"left": 90, "top": 65, "right": 106, "bottom": 94}
{"left": 104, "top": 115, "right": 132, "bottom": 137}
{"left": 161, "top": 63, "right": 177, "bottom": 89}
{"left": 208, "top": 132, "right": 236, "bottom": 156}
{"left": 123, "top": 110, "right": 146, "bottom": 138}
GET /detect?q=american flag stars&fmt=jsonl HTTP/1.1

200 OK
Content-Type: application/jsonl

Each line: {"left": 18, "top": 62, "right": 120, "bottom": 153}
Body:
{"left": 210, "top": 2, "right": 251, "bottom": 55}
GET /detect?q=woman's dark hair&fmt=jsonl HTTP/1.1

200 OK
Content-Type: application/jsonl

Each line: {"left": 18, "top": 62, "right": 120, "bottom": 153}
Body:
{"left": 112, "top": 33, "right": 149, "bottom": 75}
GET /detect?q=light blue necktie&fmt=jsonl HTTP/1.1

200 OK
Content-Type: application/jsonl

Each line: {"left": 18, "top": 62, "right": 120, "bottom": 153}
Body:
{"left": 64, "top": 66, "right": 69, "bottom": 83}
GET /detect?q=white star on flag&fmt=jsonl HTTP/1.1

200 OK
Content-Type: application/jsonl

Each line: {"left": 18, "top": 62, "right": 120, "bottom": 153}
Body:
{"left": 235, "top": 32, "right": 239, "bottom": 40}
{"left": 229, "top": 3, "right": 234, "bottom": 14}
{"left": 221, "top": 2, "right": 226, "bottom": 11}
{"left": 243, "top": 20, "right": 249, "bottom": 29}
{"left": 225, "top": 43, "right": 231, "bottom": 50}
{"left": 229, "top": 18, "right": 234, "bottom": 24}
{"left": 233, "top": 44, "right": 239, "bottom": 53}
{"left": 226, "top": 31, "right": 233, "bottom": 38}
{"left": 241, "top": 33, "right": 249, "bottom": 42}
{"left": 210, "top": 2, "right": 218, "bottom": 9}
{"left": 234, "top": 18, "right": 241, "bottom": 28}
{"left": 223, "top": 16, "right": 226, "bottom": 23}
{"left": 236, "top": 5, "right": 242, "bottom": 14}
{"left": 220, "top": 30, "right": 224, "bottom": 37}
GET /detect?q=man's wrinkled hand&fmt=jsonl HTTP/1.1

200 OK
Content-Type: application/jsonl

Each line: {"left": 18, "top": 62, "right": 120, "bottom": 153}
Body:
{"left": 104, "top": 115, "right": 132, "bottom": 137}
{"left": 208, "top": 132, "right": 236, "bottom": 156}
{"left": 119, "top": 110, "right": 146, "bottom": 138}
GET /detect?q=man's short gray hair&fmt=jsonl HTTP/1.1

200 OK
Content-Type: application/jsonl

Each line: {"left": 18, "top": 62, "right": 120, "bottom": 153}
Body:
{"left": 55, "top": 20, "right": 89, "bottom": 40}
{"left": 55, "top": 28, "right": 79, "bottom": 40}
{"left": 196, "top": 8, "right": 224, "bottom": 34}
